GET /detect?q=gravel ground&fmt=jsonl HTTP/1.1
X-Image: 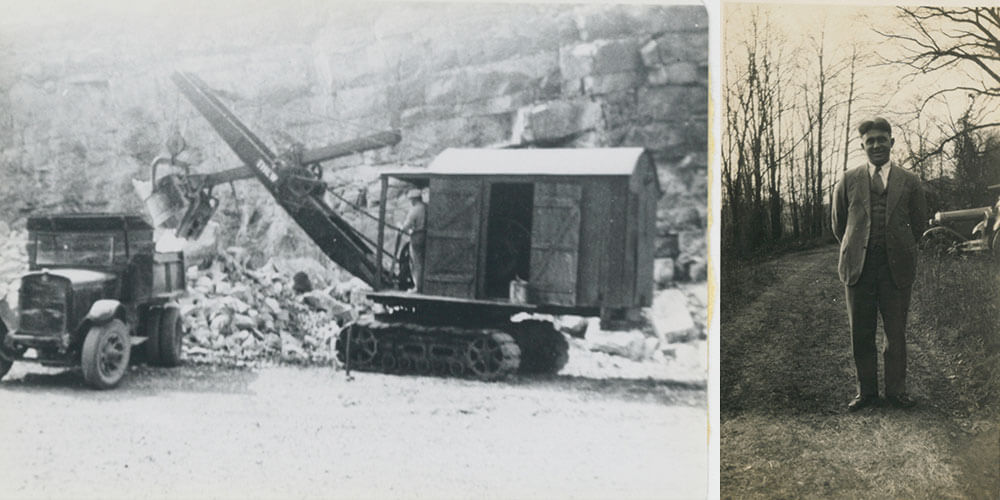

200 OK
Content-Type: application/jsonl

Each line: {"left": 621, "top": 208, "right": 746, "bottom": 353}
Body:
{"left": 1, "top": 361, "right": 707, "bottom": 500}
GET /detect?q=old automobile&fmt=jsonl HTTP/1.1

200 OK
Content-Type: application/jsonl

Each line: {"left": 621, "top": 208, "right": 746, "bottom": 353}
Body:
{"left": 0, "top": 214, "right": 185, "bottom": 389}
{"left": 920, "top": 184, "right": 1000, "bottom": 258}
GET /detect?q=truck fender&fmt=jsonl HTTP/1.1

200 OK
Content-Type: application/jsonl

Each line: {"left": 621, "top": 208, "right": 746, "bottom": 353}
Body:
{"left": 972, "top": 219, "right": 987, "bottom": 239}
{"left": 81, "top": 300, "right": 129, "bottom": 331}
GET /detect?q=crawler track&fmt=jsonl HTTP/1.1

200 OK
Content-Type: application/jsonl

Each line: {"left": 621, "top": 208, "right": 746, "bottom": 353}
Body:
{"left": 334, "top": 315, "right": 571, "bottom": 380}
{"left": 335, "top": 316, "right": 521, "bottom": 380}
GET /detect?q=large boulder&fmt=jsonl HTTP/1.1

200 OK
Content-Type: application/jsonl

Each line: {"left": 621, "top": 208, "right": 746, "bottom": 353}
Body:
{"left": 557, "top": 315, "right": 589, "bottom": 338}
{"left": 583, "top": 318, "right": 648, "bottom": 361}
{"left": 300, "top": 290, "right": 353, "bottom": 323}
{"left": 516, "top": 99, "right": 603, "bottom": 143}
{"left": 649, "top": 289, "right": 698, "bottom": 343}
{"left": 280, "top": 332, "right": 306, "bottom": 361}
{"left": 654, "top": 258, "right": 674, "bottom": 288}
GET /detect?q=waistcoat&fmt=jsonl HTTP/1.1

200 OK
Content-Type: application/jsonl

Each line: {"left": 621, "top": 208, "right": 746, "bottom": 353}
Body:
{"left": 869, "top": 175, "right": 887, "bottom": 249}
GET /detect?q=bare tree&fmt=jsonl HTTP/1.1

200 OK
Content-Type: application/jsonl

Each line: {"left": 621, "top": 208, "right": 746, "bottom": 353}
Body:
{"left": 879, "top": 7, "right": 999, "bottom": 96}
{"left": 841, "top": 45, "right": 859, "bottom": 175}
{"left": 724, "top": 7, "right": 888, "bottom": 258}
{"left": 877, "top": 7, "right": 1000, "bottom": 159}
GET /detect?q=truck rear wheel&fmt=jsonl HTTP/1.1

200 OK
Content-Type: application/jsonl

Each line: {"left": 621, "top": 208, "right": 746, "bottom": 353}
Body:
{"left": 141, "top": 306, "right": 163, "bottom": 365}
{"left": 81, "top": 319, "right": 131, "bottom": 389}
{"left": 158, "top": 305, "right": 183, "bottom": 367}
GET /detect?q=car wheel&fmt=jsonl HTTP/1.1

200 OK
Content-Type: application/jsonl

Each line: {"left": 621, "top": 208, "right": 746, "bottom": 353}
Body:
{"left": 919, "top": 229, "right": 959, "bottom": 257}
{"left": 142, "top": 306, "right": 163, "bottom": 365}
{"left": 81, "top": 319, "right": 131, "bottom": 389}
{"left": 158, "top": 305, "right": 184, "bottom": 367}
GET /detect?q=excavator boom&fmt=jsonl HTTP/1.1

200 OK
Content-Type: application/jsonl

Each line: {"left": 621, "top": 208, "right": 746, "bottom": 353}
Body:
{"left": 165, "top": 72, "right": 400, "bottom": 288}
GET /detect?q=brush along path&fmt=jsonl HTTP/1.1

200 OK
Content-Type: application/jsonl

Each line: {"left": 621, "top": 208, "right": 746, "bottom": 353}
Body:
{"left": 721, "top": 245, "right": 998, "bottom": 499}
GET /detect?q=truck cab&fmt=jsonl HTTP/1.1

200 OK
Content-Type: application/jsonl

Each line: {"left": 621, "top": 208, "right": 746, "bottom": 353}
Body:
{"left": 0, "top": 213, "right": 186, "bottom": 389}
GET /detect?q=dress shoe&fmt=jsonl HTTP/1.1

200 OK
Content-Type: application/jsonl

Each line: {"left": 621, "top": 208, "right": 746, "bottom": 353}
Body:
{"left": 848, "top": 394, "right": 878, "bottom": 412}
{"left": 886, "top": 393, "right": 917, "bottom": 409}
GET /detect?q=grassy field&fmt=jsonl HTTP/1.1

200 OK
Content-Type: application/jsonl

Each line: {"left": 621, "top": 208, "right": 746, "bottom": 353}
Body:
{"left": 910, "top": 254, "right": 1000, "bottom": 415}
{"left": 721, "top": 246, "right": 999, "bottom": 499}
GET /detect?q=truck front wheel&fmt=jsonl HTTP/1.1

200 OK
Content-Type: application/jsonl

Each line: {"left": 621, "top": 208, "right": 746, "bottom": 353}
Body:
{"left": 158, "top": 305, "right": 183, "bottom": 367}
{"left": 0, "top": 344, "right": 25, "bottom": 379}
{"left": 81, "top": 319, "right": 131, "bottom": 389}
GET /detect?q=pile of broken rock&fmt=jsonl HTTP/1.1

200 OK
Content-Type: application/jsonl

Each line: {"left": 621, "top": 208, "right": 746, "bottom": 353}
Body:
{"left": 553, "top": 285, "right": 706, "bottom": 380}
{"left": 178, "top": 247, "right": 369, "bottom": 366}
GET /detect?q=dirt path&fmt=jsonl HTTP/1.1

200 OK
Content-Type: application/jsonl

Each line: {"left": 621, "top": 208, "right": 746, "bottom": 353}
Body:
{"left": 1, "top": 363, "right": 706, "bottom": 499}
{"left": 721, "top": 245, "right": 998, "bottom": 499}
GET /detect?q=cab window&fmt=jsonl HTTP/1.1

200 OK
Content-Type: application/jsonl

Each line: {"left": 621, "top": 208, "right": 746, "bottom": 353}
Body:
{"left": 34, "top": 233, "right": 116, "bottom": 267}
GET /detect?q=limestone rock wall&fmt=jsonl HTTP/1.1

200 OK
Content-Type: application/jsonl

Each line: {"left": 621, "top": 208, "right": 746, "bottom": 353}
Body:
{"left": 0, "top": 1, "right": 707, "bottom": 274}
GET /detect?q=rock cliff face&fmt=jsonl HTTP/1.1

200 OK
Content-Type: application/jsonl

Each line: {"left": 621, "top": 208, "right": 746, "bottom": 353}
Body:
{"left": 0, "top": 2, "right": 707, "bottom": 274}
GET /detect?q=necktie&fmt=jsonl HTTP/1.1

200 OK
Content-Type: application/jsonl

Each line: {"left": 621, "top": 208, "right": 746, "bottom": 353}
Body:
{"left": 872, "top": 165, "right": 884, "bottom": 194}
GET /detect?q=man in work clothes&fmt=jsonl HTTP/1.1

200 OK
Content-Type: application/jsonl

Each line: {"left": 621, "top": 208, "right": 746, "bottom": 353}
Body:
{"left": 832, "top": 117, "right": 928, "bottom": 412}
{"left": 401, "top": 188, "right": 427, "bottom": 293}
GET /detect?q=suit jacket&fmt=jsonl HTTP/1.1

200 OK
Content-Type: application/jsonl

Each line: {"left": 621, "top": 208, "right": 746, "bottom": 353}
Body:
{"left": 832, "top": 163, "right": 928, "bottom": 288}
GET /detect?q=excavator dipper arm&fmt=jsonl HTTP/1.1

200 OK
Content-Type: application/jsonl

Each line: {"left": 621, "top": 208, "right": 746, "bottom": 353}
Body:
{"left": 170, "top": 72, "right": 397, "bottom": 287}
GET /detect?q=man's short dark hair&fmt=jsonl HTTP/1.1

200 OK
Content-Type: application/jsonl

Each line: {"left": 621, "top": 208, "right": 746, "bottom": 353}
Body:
{"left": 858, "top": 117, "right": 892, "bottom": 137}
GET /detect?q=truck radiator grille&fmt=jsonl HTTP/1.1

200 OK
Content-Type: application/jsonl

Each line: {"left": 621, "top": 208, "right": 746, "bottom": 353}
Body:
{"left": 19, "top": 276, "right": 69, "bottom": 335}
{"left": 19, "top": 307, "right": 66, "bottom": 335}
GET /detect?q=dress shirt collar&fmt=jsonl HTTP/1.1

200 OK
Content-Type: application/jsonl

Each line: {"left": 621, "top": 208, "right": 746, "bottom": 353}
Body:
{"left": 868, "top": 158, "right": 891, "bottom": 185}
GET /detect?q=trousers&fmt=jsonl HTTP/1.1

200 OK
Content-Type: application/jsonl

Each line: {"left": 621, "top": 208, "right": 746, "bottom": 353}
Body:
{"left": 845, "top": 247, "right": 912, "bottom": 397}
{"left": 410, "top": 230, "right": 426, "bottom": 291}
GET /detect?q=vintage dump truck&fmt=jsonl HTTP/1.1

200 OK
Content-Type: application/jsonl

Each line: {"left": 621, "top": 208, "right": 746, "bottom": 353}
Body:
{"left": 151, "top": 72, "right": 660, "bottom": 380}
{"left": 0, "top": 214, "right": 186, "bottom": 389}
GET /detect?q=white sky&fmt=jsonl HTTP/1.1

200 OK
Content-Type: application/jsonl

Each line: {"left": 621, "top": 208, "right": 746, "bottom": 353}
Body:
{"left": 723, "top": 2, "right": 1000, "bottom": 169}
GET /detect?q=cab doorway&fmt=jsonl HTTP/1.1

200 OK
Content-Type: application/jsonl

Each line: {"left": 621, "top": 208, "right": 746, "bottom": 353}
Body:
{"left": 484, "top": 183, "right": 534, "bottom": 299}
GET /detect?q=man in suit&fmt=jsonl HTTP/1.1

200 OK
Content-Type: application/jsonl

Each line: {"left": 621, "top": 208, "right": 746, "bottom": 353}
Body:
{"left": 832, "top": 117, "right": 928, "bottom": 411}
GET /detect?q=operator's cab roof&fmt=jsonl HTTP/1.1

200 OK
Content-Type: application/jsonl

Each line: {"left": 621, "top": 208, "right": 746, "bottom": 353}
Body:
{"left": 383, "top": 147, "right": 658, "bottom": 190}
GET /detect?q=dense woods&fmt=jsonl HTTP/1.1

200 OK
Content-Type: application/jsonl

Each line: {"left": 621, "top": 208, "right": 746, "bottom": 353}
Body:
{"left": 723, "top": 6, "right": 1000, "bottom": 261}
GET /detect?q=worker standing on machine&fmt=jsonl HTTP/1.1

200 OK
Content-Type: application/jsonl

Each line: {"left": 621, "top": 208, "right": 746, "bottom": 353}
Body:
{"left": 401, "top": 188, "right": 427, "bottom": 293}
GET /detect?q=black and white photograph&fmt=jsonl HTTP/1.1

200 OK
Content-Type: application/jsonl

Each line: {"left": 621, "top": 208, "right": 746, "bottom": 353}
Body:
{"left": 0, "top": 1, "right": 710, "bottom": 498}
{"left": 721, "top": 2, "right": 999, "bottom": 499}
